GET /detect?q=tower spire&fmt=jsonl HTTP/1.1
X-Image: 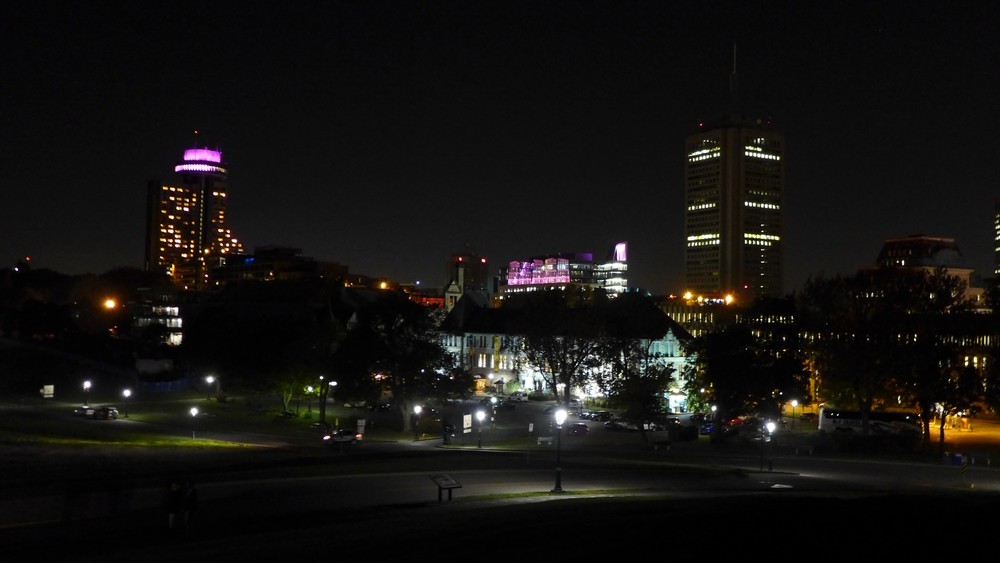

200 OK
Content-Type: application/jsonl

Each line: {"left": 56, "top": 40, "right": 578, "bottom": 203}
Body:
{"left": 729, "top": 42, "right": 739, "bottom": 115}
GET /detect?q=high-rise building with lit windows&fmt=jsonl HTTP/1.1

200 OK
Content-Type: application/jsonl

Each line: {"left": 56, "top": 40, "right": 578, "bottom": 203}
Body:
{"left": 145, "top": 146, "right": 244, "bottom": 290}
{"left": 683, "top": 116, "right": 784, "bottom": 302}
{"left": 994, "top": 201, "right": 1000, "bottom": 277}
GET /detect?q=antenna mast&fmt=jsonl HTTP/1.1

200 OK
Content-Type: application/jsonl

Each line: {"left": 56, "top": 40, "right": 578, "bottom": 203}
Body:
{"left": 729, "top": 42, "right": 738, "bottom": 114}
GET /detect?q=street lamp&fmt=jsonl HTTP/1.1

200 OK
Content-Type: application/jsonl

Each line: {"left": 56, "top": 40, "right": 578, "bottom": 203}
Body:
{"left": 83, "top": 380, "right": 92, "bottom": 404}
{"left": 791, "top": 400, "right": 798, "bottom": 427}
{"left": 122, "top": 388, "right": 131, "bottom": 418}
{"left": 476, "top": 410, "right": 485, "bottom": 448}
{"left": 190, "top": 406, "right": 199, "bottom": 439}
{"left": 205, "top": 375, "right": 222, "bottom": 399}
{"left": 414, "top": 405, "right": 423, "bottom": 440}
{"left": 760, "top": 420, "right": 777, "bottom": 471}
{"left": 306, "top": 386, "right": 314, "bottom": 414}
{"left": 552, "top": 408, "right": 567, "bottom": 493}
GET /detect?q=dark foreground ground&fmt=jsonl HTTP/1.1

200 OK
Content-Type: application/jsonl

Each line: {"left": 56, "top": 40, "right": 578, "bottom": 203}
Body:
{"left": 4, "top": 430, "right": 998, "bottom": 562}
{"left": 5, "top": 486, "right": 997, "bottom": 561}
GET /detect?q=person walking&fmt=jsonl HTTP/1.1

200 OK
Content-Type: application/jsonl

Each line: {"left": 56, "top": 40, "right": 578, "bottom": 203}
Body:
{"left": 182, "top": 479, "right": 198, "bottom": 537}
{"left": 165, "top": 480, "right": 183, "bottom": 533}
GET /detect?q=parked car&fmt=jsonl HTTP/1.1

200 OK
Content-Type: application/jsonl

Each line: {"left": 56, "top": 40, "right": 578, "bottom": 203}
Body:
{"left": 92, "top": 406, "right": 119, "bottom": 420}
{"left": 604, "top": 417, "right": 637, "bottom": 431}
{"left": 479, "top": 396, "right": 504, "bottom": 408}
{"left": 73, "top": 405, "right": 118, "bottom": 419}
{"left": 590, "top": 411, "right": 613, "bottom": 422}
{"left": 506, "top": 391, "right": 528, "bottom": 402}
{"left": 310, "top": 422, "right": 334, "bottom": 433}
{"left": 656, "top": 418, "right": 699, "bottom": 441}
{"left": 323, "top": 428, "right": 362, "bottom": 445}
{"left": 566, "top": 422, "right": 589, "bottom": 436}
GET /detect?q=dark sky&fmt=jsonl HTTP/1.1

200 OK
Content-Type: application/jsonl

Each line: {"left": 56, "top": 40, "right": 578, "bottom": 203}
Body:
{"left": 3, "top": 1, "right": 999, "bottom": 295}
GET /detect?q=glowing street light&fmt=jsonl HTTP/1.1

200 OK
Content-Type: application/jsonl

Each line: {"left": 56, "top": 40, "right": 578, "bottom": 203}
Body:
{"left": 791, "top": 399, "right": 798, "bottom": 427}
{"left": 122, "top": 388, "right": 131, "bottom": 418}
{"left": 475, "top": 410, "right": 486, "bottom": 448}
{"left": 413, "top": 405, "right": 423, "bottom": 440}
{"left": 760, "top": 420, "right": 777, "bottom": 471}
{"left": 204, "top": 375, "right": 219, "bottom": 400}
{"left": 552, "top": 408, "right": 568, "bottom": 493}
{"left": 83, "top": 380, "right": 92, "bottom": 404}
{"left": 190, "top": 406, "right": 199, "bottom": 439}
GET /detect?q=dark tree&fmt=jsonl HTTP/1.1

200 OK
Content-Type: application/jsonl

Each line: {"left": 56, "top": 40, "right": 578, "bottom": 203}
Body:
{"left": 330, "top": 290, "right": 456, "bottom": 433}
{"left": 505, "top": 288, "right": 604, "bottom": 407}
{"left": 593, "top": 292, "right": 677, "bottom": 441}
{"left": 681, "top": 324, "right": 782, "bottom": 443}
{"left": 800, "top": 266, "right": 973, "bottom": 438}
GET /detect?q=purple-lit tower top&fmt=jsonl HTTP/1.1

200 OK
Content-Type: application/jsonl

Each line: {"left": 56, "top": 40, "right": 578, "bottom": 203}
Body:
{"left": 175, "top": 148, "right": 227, "bottom": 175}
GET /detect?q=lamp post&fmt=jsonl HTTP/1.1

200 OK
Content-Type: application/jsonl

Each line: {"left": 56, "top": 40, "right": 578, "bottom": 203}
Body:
{"left": 476, "top": 410, "right": 485, "bottom": 448}
{"left": 791, "top": 400, "right": 798, "bottom": 427}
{"left": 760, "top": 420, "right": 776, "bottom": 471}
{"left": 306, "top": 386, "right": 314, "bottom": 415}
{"left": 204, "top": 375, "right": 215, "bottom": 400}
{"left": 122, "top": 388, "right": 131, "bottom": 418}
{"left": 83, "top": 380, "right": 92, "bottom": 404}
{"left": 552, "top": 408, "right": 567, "bottom": 493}
{"left": 414, "top": 405, "right": 423, "bottom": 441}
{"left": 190, "top": 406, "right": 199, "bottom": 439}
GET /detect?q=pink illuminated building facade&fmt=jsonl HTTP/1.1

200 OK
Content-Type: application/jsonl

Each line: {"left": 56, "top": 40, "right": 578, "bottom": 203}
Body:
{"left": 145, "top": 147, "right": 244, "bottom": 290}
{"left": 496, "top": 242, "right": 630, "bottom": 301}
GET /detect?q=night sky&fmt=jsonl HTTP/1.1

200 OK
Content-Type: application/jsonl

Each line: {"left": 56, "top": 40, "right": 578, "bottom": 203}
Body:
{"left": 3, "top": 1, "right": 999, "bottom": 296}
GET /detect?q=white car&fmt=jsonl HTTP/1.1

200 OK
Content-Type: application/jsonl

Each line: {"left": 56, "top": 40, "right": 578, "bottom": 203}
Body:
{"left": 323, "top": 428, "right": 363, "bottom": 445}
{"left": 506, "top": 392, "right": 528, "bottom": 402}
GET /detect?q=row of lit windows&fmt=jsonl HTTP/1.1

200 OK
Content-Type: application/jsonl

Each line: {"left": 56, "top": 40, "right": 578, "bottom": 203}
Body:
{"left": 687, "top": 202, "right": 718, "bottom": 212}
{"left": 688, "top": 152, "right": 720, "bottom": 163}
{"left": 744, "top": 148, "right": 781, "bottom": 161}
{"left": 744, "top": 233, "right": 780, "bottom": 241}
{"left": 175, "top": 163, "right": 227, "bottom": 174}
{"left": 745, "top": 201, "right": 780, "bottom": 210}
{"left": 687, "top": 240, "right": 720, "bottom": 248}
{"left": 467, "top": 334, "right": 490, "bottom": 348}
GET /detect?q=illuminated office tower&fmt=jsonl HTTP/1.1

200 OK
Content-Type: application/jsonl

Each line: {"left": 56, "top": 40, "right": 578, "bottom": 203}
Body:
{"left": 144, "top": 147, "right": 244, "bottom": 290}
{"left": 994, "top": 201, "right": 1000, "bottom": 277}
{"left": 683, "top": 116, "right": 784, "bottom": 302}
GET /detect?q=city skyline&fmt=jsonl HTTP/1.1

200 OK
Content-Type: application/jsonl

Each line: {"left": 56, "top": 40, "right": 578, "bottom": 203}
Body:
{"left": 3, "top": 2, "right": 999, "bottom": 295}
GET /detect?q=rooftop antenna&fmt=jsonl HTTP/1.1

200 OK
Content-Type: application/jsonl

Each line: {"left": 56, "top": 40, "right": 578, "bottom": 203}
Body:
{"left": 728, "top": 42, "right": 739, "bottom": 116}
